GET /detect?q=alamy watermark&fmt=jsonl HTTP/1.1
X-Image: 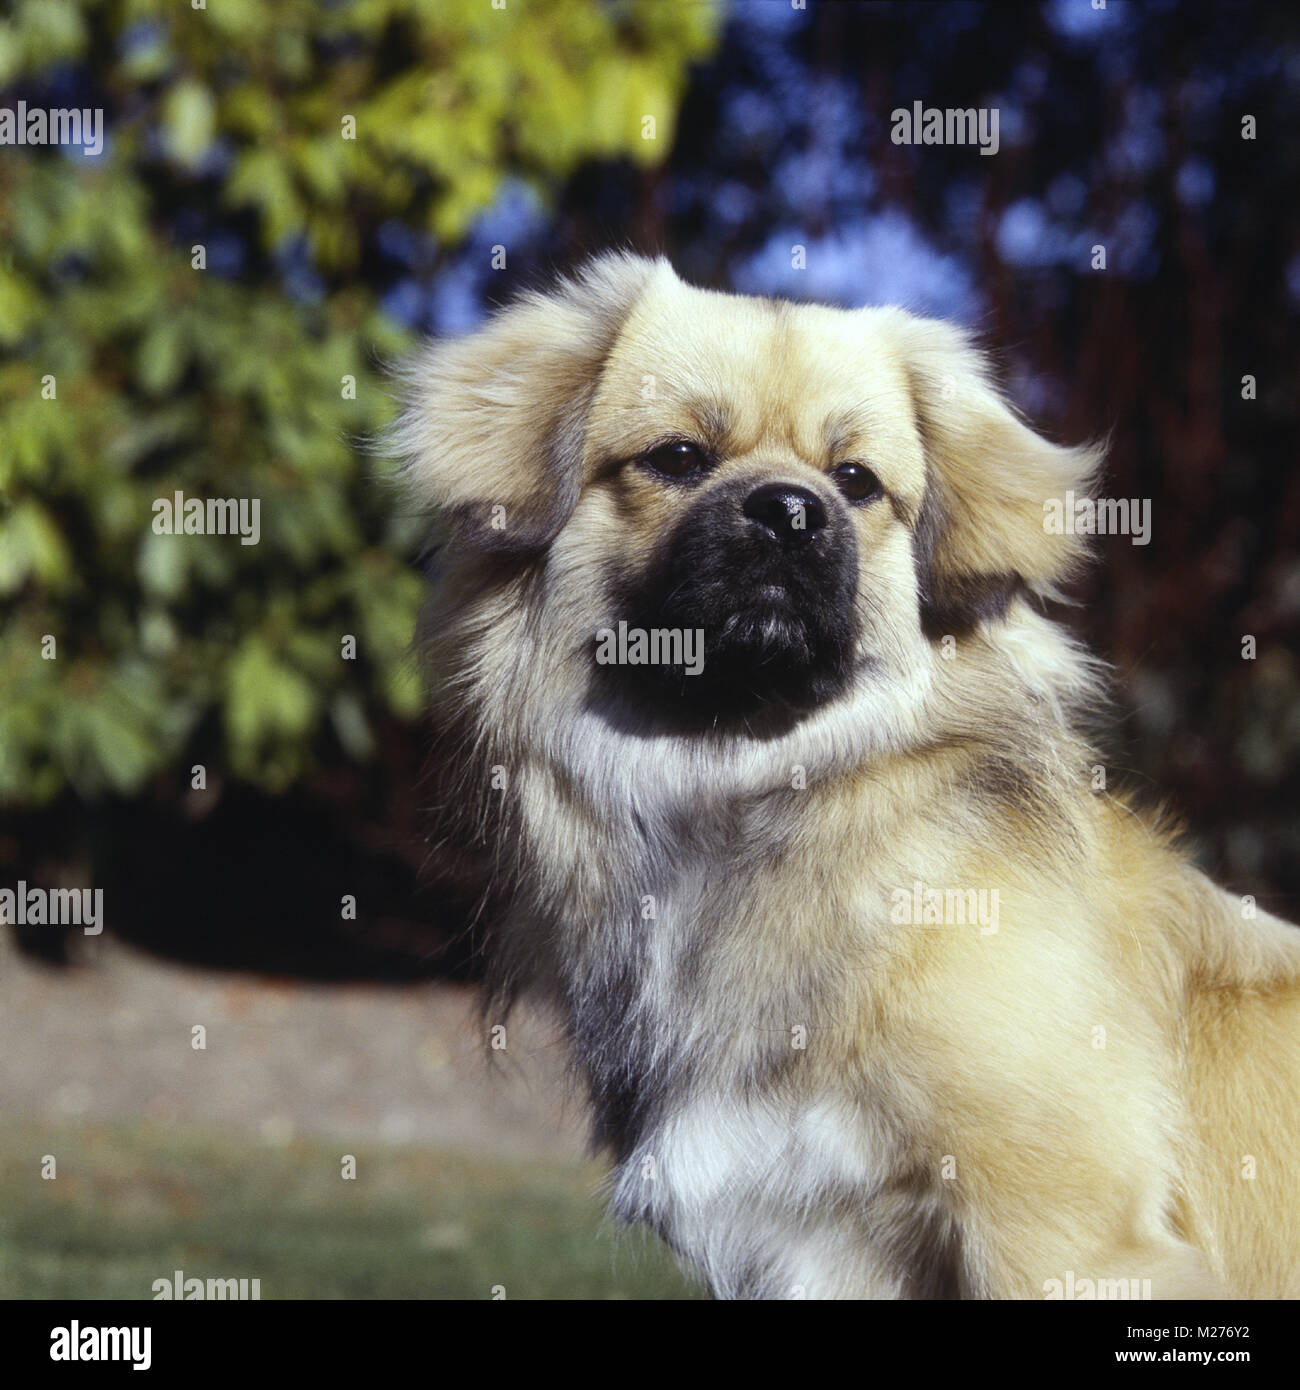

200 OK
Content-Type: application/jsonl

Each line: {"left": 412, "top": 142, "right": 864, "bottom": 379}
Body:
{"left": 890, "top": 102, "right": 999, "bottom": 156}
{"left": 890, "top": 880, "right": 1000, "bottom": 934}
{"left": 1043, "top": 1270, "right": 1152, "bottom": 1300}
{"left": 1044, "top": 492, "right": 1151, "bottom": 546}
{"left": 0, "top": 102, "right": 103, "bottom": 156}
{"left": 596, "top": 622, "right": 705, "bottom": 676}
{"left": 152, "top": 492, "right": 261, "bottom": 545}
{"left": 152, "top": 1270, "right": 261, "bottom": 1300}
{"left": 0, "top": 882, "right": 102, "bottom": 934}
{"left": 50, "top": 1323, "right": 150, "bottom": 1370}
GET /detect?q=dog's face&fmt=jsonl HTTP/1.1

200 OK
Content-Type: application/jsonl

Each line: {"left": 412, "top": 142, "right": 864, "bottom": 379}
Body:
{"left": 396, "top": 255, "right": 1100, "bottom": 732}
{"left": 580, "top": 290, "right": 923, "bottom": 717}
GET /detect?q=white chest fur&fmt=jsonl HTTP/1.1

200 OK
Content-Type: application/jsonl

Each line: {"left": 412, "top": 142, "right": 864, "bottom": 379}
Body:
{"left": 610, "top": 1090, "right": 916, "bottom": 1298}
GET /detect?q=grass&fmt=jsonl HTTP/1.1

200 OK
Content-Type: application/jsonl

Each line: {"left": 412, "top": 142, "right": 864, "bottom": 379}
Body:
{"left": 0, "top": 1115, "right": 700, "bottom": 1300}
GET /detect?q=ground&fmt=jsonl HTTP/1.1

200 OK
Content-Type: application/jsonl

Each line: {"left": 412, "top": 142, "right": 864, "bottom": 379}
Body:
{"left": 0, "top": 931, "right": 697, "bottom": 1299}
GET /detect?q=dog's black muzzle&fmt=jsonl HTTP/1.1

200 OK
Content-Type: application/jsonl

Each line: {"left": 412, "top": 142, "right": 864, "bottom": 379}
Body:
{"left": 618, "top": 476, "right": 859, "bottom": 719}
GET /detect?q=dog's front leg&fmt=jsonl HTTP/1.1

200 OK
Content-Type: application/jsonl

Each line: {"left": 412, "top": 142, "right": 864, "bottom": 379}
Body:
{"left": 958, "top": 1195, "right": 1228, "bottom": 1300}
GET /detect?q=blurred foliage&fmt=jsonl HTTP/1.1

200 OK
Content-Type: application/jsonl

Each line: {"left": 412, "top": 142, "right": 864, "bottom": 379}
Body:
{"left": 0, "top": 0, "right": 720, "bottom": 804}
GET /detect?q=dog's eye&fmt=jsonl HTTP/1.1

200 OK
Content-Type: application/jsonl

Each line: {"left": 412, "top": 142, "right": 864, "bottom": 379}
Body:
{"left": 642, "top": 441, "right": 709, "bottom": 480}
{"left": 831, "top": 462, "right": 882, "bottom": 503}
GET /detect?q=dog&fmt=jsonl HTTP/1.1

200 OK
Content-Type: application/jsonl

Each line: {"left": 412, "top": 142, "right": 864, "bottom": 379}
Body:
{"left": 392, "top": 253, "right": 1300, "bottom": 1299}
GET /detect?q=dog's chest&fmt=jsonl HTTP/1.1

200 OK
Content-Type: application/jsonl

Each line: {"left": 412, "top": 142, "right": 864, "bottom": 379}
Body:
{"left": 566, "top": 820, "right": 913, "bottom": 1296}
{"left": 612, "top": 1083, "right": 908, "bottom": 1297}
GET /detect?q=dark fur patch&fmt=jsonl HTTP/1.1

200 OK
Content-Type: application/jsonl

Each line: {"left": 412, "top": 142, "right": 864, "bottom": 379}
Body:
{"left": 912, "top": 481, "right": 1022, "bottom": 638}
{"left": 607, "top": 476, "right": 860, "bottom": 724}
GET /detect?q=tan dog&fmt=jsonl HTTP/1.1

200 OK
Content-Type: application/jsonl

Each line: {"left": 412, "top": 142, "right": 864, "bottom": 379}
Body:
{"left": 393, "top": 253, "right": 1300, "bottom": 1299}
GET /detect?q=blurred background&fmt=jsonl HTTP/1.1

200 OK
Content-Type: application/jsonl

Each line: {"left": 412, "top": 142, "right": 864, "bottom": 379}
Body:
{"left": 0, "top": 0, "right": 1297, "bottom": 1297}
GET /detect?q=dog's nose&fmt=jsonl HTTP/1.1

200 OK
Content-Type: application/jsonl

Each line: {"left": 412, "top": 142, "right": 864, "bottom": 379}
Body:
{"left": 742, "top": 483, "right": 828, "bottom": 546}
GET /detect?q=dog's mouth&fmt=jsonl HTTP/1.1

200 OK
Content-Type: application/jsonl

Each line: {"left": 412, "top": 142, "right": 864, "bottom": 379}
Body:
{"left": 716, "top": 594, "right": 820, "bottom": 666}
{"left": 600, "top": 479, "right": 860, "bottom": 725}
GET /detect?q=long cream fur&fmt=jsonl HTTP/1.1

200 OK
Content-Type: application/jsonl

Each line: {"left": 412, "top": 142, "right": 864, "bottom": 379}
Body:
{"left": 393, "top": 254, "right": 1300, "bottom": 1300}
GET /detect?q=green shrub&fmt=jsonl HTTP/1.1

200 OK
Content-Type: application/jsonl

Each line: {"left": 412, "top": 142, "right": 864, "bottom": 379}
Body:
{"left": 0, "top": 0, "right": 720, "bottom": 802}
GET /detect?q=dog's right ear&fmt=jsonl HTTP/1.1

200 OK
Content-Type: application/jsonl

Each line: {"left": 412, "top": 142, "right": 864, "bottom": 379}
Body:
{"left": 388, "top": 252, "right": 657, "bottom": 556}
{"left": 887, "top": 312, "right": 1105, "bottom": 635}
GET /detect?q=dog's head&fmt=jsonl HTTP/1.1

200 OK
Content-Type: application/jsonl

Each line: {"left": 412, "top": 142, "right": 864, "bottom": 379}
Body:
{"left": 394, "top": 254, "right": 1101, "bottom": 731}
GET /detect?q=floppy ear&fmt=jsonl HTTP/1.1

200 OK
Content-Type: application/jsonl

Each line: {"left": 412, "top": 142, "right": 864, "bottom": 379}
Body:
{"left": 389, "top": 252, "right": 657, "bottom": 555}
{"left": 893, "top": 315, "right": 1105, "bottom": 635}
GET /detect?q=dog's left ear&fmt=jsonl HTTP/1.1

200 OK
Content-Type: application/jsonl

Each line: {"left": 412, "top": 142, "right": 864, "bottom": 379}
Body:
{"left": 891, "top": 314, "right": 1105, "bottom": 635}
{"left": 389, "top": 252, "right": 658, "bottom": 556}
